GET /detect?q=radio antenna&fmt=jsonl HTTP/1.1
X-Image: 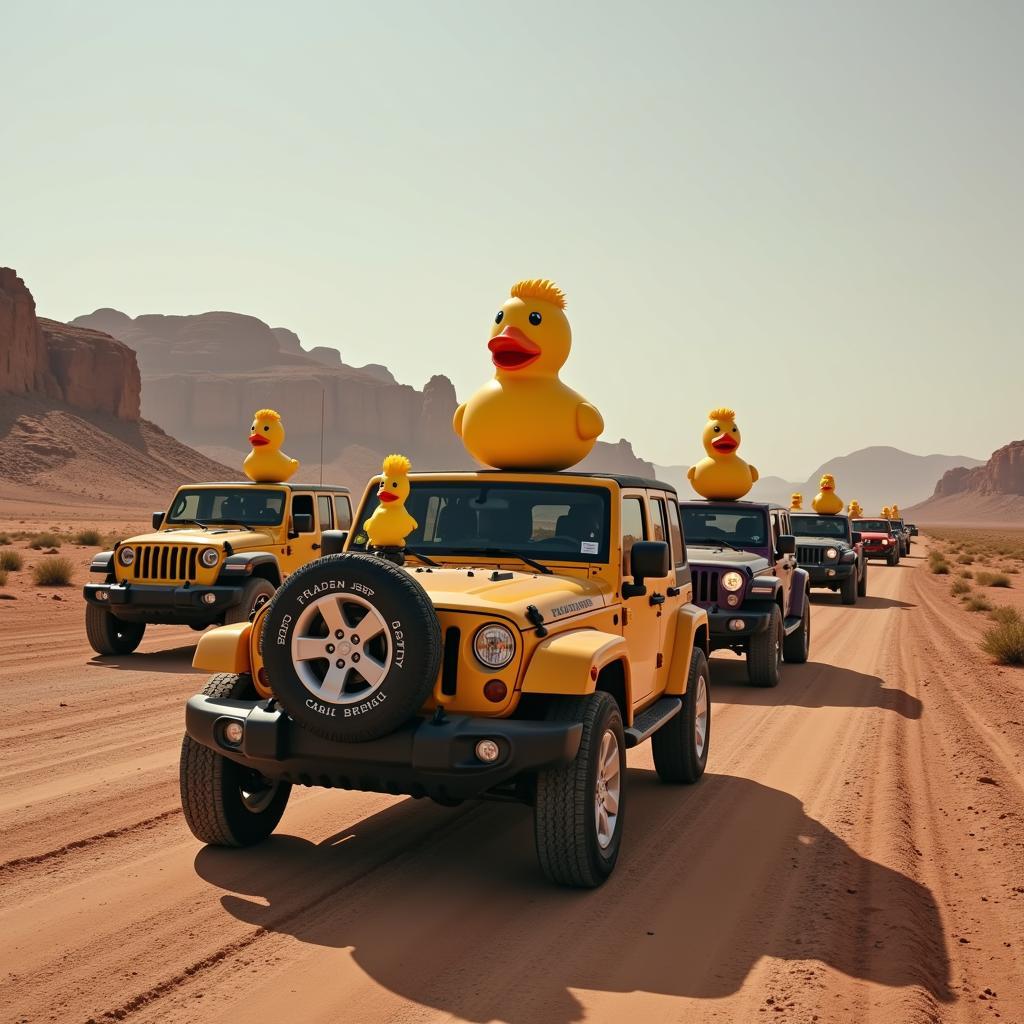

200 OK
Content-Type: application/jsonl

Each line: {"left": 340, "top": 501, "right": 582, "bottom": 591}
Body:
{"left": 319, "top": 388, "right": 325, "bottom": 486}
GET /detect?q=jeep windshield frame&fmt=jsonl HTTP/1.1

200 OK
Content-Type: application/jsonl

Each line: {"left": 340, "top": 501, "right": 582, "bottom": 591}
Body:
{"left": 351, "top": 481, "right": 612, "bottom": 565}
{"left": 852, "top": 518, "right": 894, "bottom": 534}
{"left": 790, "top": 513, "right": 851, "bottom": 541}
{"left": 166, "top": 487, "right": 287, "bottom": 527}
{"left": 679, "top": 502, "right": 770, "bottom": 552}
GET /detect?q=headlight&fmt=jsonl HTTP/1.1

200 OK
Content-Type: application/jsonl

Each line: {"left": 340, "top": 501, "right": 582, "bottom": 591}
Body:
{"left": 825, "top": 547, "right": 838, "bottom": 560}
{"left": 881, "top": 539, "right": 889, "bottom": 546}
{"left": 721, "top": 571, "right": 744, "bottom": 592}
{"left": 473, "top": 623, "right": 515, "bottom": 669}
{"left": 117, "top": 546, "right": 135, "bottom": 566}
{"left": 200, "top": 547, "right": 220, "bottom": 568}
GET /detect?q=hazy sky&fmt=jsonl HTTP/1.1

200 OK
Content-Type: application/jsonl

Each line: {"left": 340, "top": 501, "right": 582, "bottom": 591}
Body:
{"left": 4, "top": 1, "right": 1022, "bottom": 478}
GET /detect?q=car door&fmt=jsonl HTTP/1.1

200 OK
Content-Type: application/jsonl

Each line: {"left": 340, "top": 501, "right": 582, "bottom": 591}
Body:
{"left": 771, "top": 509, "right": 795, "bottom": 612}
{"left": 620, "top": 491, "right": 660, "bottom": 705}
{"left": 282, "top": 492, "right": 320, "bottom": 571}
{"left": 649, "top": 492, "right": 685, "bottom": 694}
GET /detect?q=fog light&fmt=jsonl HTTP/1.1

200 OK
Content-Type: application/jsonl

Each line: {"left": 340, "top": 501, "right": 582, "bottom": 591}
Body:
{"left": 202, "top": 592, "right": 217, "bottom": 605}
{"left": 827, "top": 569, "right": 836, "bottom": 577}
{"left": 475, "top": 739, "right": 500, "bottom": 763}
{"left": 483, "top": 679, "right": 508, "bottom": 703}
{"left": 726, "top": 593, "right": 740, "bottom": 607}
{"left": 223, "top": 721, "right": 244, "bottom": 745}
{"left": 728, "top": 619, "right": 745, "bottom": 631}
{"left": 96, "top": 590, "right": 109, "bottom": 601}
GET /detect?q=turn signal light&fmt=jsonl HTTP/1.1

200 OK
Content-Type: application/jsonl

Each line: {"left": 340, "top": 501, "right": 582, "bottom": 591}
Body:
{"left": 483, "top": 679, "right": 507, "bottom": 703}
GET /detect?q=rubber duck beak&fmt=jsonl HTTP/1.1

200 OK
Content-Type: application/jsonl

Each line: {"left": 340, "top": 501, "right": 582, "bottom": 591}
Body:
{"left": 249, "top": 433, "right": 269, "bottom": 447}
{"left": 489, "top": 326, "right": 541, "bottom": 371}
{"left": 378, "top": 490, "right": 398, "bottom": 504}
{"left": 710, "top": 434, "right": 738, "bottom": 453}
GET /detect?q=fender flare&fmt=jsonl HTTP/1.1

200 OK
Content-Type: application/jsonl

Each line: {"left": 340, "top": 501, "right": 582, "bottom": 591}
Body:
{"left": 665, "top": 604, "right": 710, "bottom": 695}
{"left": 217, "top": 551, "right": 282, "bottom": 587}
{"left": 89, "top": 550, "right": 115, "bottom": 575}
{"left": 521, "top": 629, "right": 632, "bottom": 707}
{"left": 192, "top": 621, "right": 253, "bottom": 675}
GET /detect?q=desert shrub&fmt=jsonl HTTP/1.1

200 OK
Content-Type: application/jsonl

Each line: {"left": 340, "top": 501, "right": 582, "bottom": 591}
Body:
{"left": 981, "top": 620, "right": 1024, "bottom": 666}
{"left": 964, "top": 594, "right": 993, "bottom": 613}
{"left": 0, "top": 532, "right": 9, "bottom": 545}
{"left": 0, "top": 569, "right": 7, "bottom": 587}
{"left": 32, "top": 557, "right": 73, "bottom": 586}
{"left": 930, "top": 560, "right": 951, "bottom": 576}
{"left": 975, "top": 571, "right": 1011, "bottom": 588}
{"left": 73, "top": 528, "right": 103, "bottom": 546}
{"left": 0, "top": 549, "right": 24, "bottom": 571}
{"left": 956, "top": 553, "right": 974, "bottom": 565}
{"left": 29, "top": 532, "right": 62, "bottom": 550}
{"left": 988, "top": 606, "right": 1022, "bottom": 626}
{"left": 960, "top": 570, "right": 974, "bottom": 579}
{"left": 950, "top": 578, "right": 971, "bottom": 596}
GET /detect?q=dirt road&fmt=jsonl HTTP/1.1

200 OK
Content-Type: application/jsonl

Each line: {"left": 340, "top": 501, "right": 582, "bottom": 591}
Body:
{"left": 2, "top": 546, "right": 1022, "bottom": 1023}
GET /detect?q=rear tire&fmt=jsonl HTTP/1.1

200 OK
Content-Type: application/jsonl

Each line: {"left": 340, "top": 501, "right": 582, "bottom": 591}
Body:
{"left": 840, "top": 570, "right": 857, "bottom": 605}
{"left": 179, "top": 673, "right": 291, "bottom": 847}
{"left": 888, "top": 549, "right": 898, "bottom": 566}
{"left": 85, "top": 603, "right": 145, "bottom": 655}
{"left": 783, "top": 601, "right": 810, "bottom": 662}
{"left": 223, "top": 577, "right": 276, "bottom": 625}
{"left": 534, "top": 692, "right": 625, "bottom": 888}
{"left": 747, "top": 605, "right": 783, "bottom": 687}
{"left": 652, "top": 649, "right": 710, "bottom": 783}
{"left": 857, "top": 562, "right": 868, "bottom": 597}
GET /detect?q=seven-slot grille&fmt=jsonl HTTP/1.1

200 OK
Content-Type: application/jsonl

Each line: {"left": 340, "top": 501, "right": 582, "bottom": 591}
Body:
{"left": 130, "top": 544, "right": 201, "bottom": 582}
{"left": 797, "top": 545, "right": 826, "bottom": 565}
{"left": 691, "top": 568, "right": 720, "bottom": 604}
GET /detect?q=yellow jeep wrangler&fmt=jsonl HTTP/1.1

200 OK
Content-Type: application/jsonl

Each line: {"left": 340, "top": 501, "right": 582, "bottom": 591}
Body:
{"left": 179, "top": 470, "right": 710, "bottom": 887}
{"left": 83, "top": 481, "right": 352, "bottom": 655}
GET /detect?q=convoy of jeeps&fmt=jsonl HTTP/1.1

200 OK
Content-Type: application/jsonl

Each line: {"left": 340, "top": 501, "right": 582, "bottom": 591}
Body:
{"left": 79, "top": 278, "right": 918, "bottom": 888}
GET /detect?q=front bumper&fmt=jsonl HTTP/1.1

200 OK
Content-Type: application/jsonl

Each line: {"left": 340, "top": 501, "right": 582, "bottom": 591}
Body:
{"left": 184, "top": 696, "right": 583, "bottom": 801}
{"left": 802, "top": 563, "right": 855, "bottom": 586}
{"left": 707, "top": 605, "right": 772, "bottom": 645}
{"left": 862, "top": 545, "right": 893, "bottom": 559}
{"left": 83, "top": 581, "right": 244, "bottom": 625}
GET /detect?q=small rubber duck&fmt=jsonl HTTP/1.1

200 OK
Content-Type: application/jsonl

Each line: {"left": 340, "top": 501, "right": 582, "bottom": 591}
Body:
{"left": 892, "top": 504, "right": 901, "bottom": 519}
{"left": 812, "top": 474, "right": 844, "bottom": 515}
{"left": 243, "top": 408, "right": 299, "bottom": 483}
{"left": 848, "top": 500, "right": 863, "bottom": 518}
{"left": 881, "top": 505, "right": 892, "bottom": 520}
{"left": 453, "top": 279, "right": 603, "bottom": 471}
{"left": 687, "top": 407, "right": 759, "bottom": 500}
{"left": 364, "top": 454, "right": 417, "bottom": 549}
{"left": 790, "top": 492, "right": 803, "bottom": 511}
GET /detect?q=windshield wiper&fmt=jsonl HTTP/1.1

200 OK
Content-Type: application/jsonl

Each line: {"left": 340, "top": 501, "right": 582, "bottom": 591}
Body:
{"left": 690, "top": 536, "right": 744, "bottom": 552}
{"left": 478, "top": 547, "right": 553, "bottom": 575}
{"left": 176, "top": 519, "right": 209, "bottom": 531}
{"left": 404, "top": 548, "right": 439, "bottom": 567}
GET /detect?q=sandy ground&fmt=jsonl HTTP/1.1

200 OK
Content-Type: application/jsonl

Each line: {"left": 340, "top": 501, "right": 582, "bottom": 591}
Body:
{"left": 1, "top": 537, "right": 1022, "bottom": 1024}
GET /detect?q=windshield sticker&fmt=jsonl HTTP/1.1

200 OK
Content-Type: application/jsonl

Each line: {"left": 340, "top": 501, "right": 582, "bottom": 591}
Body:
{"left": 580, "top": 541, "right": 599, "bottom": 555}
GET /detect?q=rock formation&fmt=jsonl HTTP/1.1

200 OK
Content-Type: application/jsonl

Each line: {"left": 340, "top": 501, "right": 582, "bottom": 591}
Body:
{"left": 932, "top": 441, "right": 1024, "bottom": 496}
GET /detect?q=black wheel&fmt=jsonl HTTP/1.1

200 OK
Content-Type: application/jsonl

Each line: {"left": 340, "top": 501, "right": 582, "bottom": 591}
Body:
{"left": 259, "top": 554, "right": 442, "bottom": 743}
{"left": 840, "top": 570, "right": 857, "bottom": 605}
{"left": 888, "top": 549, "right": 898, "bottom": 566}
{"left": 652, "top": 649, "right": 710, "bottom": 783}
{"left": 179, "top": 673, "right": 291, "bottom": 847}
{"left": 747, "top": 604, "right": 783, "bottom": 687}
{"left": 534, "top": 692, "right": 625, "bottom": 888}
{"left": 857, "top": 561, "right": 868, "bottom": 597}
{"left": 783, "top": 600, "right": 810, "bottom": 662}
{"left": 85, "top": 603, "right": 145, "bottom": 655}
{"left": 223, "top": 577, "right": 276, "bottom": 625}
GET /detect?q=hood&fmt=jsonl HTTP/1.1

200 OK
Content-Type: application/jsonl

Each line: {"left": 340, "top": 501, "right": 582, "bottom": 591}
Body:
{"left": 793, "top": 536, "right": 852, "bottom": 549}
{"left": 121, "top": 527, "right": 276, "bottom": 549}
{"left": 411, "top": 567, "right": 611, "bottom": 628}
{"left": 687, "top": 546, "right": 770, "bottom": 573}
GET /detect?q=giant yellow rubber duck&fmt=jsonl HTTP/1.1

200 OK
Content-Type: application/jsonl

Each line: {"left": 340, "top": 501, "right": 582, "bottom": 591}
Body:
{"left": 848, "top": 500, "right": 863, "bottom": 518}
{"left": 881, "top": 505, "right": 892, "bottom": 519}
{"left": 892, "top": 504, "right": 901, "bottom": 519}
{"left": 243, "top": 408, "right": 299, "bottom": 483}
{"left": 687, "top": 407, "right": 759, "bottom": 500}
{"left": 453, "top": 279, "right": 603, "bottom": 471}
{"left": 790, "top": 492, "right": 803, "bottom": 511}
{"left": 365, "top": 454, "right": 417, "bottom": 549}
{"left": 812, "top": 474, "right": 844, "bottom": 515}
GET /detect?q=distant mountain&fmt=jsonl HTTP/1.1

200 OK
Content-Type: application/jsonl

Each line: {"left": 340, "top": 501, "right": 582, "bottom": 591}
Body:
{"left": 907, "top": 440, "right": 1024, "bottom": 525}
{"left": 657, "top": 446, "right": 984, "bottom": 514}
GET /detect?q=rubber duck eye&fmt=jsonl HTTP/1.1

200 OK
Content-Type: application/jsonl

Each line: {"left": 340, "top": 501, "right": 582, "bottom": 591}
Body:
{"left": 494, "top": 310, "right": 503, "bottom": 324}
{"left": 529, "top": 312, "right": 542, "bottom": 326}
{"left": 713, "top": 425, "right": 721, "bottom": 433}
{"left": 263, "top": 425, "right": 270, "bottom": 431}
{"left": 732, "top": 426, "right": 739, "bottom": 433}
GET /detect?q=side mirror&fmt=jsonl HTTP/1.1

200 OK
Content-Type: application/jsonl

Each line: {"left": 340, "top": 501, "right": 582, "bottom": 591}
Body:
{"left": 623, "top": 541, "right": 670, "bottom": 598}
{"left": 851, "top": 531, "right": 863, "bottom": 545}
{"left": 777, "top": 534, "right": 796, "bottom": 556}
{"left": 321, "top": 530, "right": 349, "bottom": 556}
{"left": 291, "top": 514, "right": 313, "bottom": 536}
{"left": 152, "top": 511, "right": 165, "bottom": 530}
{"left": 910, "top": 525, "right": 919, "bottom": 536}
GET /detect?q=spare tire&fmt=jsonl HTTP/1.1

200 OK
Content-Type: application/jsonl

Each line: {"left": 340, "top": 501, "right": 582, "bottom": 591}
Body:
{"left": 260, "top": 553, "right": 442, "bottom": 742}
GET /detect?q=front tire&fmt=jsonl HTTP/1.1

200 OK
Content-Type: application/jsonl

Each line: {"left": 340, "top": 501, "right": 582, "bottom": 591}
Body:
{"left": 857, "top": 562, "right": 868, "bottom": 597}
{"left": 652, "top": 649, "right": 710, "bottom": 783}
{"left": 747, "top": 604, "right": 783, "bottom": 687}
{"left": 85, "top": 603, "right": 145, "bottom": 655}
{"left": 534, "top": 692, "right": 625, "bottom": 888}
{"left": 888, "top": 549, "right": 898, "bottom": 566}
{"left": 783, "top": 601, "right": 811, "bottom": 662}
{"left": 179, "top": 673, "right": 291, "bottom": 847}
{"left": 840, "top": 570, "right": 857, "bottom": 605}
{"left": 223, "top": 577, "right": 276, "bottom": 625}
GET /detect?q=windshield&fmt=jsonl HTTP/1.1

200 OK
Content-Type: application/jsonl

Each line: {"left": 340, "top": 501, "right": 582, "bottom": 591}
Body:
{"left": 790, "top": 515, "right": 850, "bottom": 539}
{"left": 167, "top": 487, "right": 286, "bottom": 527}
{"left": 890, "top": 520, "right": 904, "bottom": 528}
{"left": 853, "top": 519, "right": 892, "bottom": 533}
{"left": 680, "top": 505, "right": 768, "bottom": 547}
{"left": 351, "top": 481, "right": 611, "bottom": 563}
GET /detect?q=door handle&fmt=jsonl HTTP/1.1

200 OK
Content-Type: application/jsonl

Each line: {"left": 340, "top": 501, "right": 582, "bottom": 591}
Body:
{"left": 667, "top": 586, "right": 681, "bottom": 597}
{"left": 312, "top": 543, "right": 321, "bottom": 551}
{"left": 649, "top": 592, "right": 666, "bottom": 607}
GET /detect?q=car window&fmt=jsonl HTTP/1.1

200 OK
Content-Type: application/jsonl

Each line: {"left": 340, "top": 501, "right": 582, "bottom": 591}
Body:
{"left": 666, "top": 500, "right": 686, "bottom": 567}
{"left": 317, "top": 495, "right": 333, "bottom": 530}
{"left": 334, "top": 496, "right": 352, "bottom": 530}
{"left": 167, "top": 487, "right": 285, "bottom": 526}
{"left": 680, "top": 505, "right": 768, "bottom": 547}
{"left": 291, "top": 494, "right": 315, "bottom": 532}
{"left": 621, "top": 496, "right": 647, "bottom": 575}
{"left": 651, "top": 498, "right": 668, "bottom": 544}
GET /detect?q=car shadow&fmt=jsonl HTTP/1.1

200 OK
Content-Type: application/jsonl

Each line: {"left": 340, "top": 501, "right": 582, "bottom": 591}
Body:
{"left": 709, "top": 658, "right": 922, "bottom": 718}
{"left": 87, "top": 643, "right": 201, "bottom": 673}
{"left": 809, "top": 593, "right": 916, "bottom": 610}
{"left": 194, "top": 773, "right": 951, "bottom": 1022}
